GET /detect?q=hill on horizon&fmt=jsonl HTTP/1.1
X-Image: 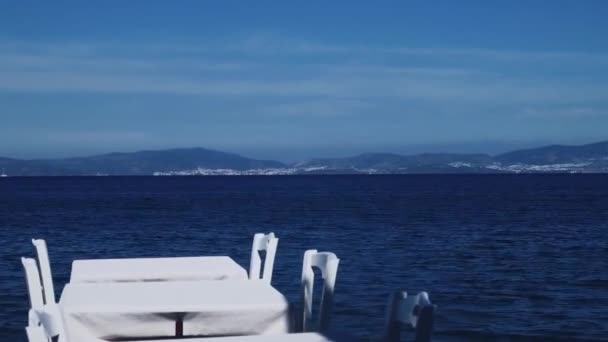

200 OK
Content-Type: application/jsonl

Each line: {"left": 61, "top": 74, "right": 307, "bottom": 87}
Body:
{"left": 0, "top": 148, "right": 286, "bottom": 176}
{"left": 1, "top": 140, "right": 607, "bottom": 176}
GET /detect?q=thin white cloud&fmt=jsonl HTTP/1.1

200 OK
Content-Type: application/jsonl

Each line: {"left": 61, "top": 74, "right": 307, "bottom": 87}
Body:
{"left": 262, "top": 99, "right": 373, "bottom": 117}
{"left": 3, "top": 36, "right": 608, "bottom": 63}
{"left": 46, "top": 130, "right": 148, "bottom": 144}
{"left": 212, "top": 34, "right": 608, "bottom": 64}
{"left": 1, "top": 37, "right": 608, "bottom": 117}
{"left": 0, "top": 53, "right": 247, "bottom": 73}
{"left": 520, "top": 107, "right": 606, "bottom": 119}
{"left": 1, "top": 67, "right": 607, "bottom": 106}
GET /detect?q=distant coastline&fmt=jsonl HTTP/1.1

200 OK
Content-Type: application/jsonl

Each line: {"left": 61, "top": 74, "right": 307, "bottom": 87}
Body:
{"left": 1, "top": 140, "right": 607, "bottom": 176}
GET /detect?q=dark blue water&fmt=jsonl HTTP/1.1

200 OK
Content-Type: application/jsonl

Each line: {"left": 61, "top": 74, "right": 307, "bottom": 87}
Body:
{"left": 1, "top": 175, "right": 607, "bottom": 341}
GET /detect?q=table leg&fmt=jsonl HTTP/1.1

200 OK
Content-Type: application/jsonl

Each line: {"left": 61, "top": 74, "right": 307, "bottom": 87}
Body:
{"left": 176, "top": 316, "right": 183, "bottom": 337}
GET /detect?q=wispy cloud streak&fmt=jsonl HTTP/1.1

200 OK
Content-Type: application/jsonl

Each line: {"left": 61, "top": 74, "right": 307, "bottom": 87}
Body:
{"left": 1, "top": 37, "right": 607, "bottom": 118}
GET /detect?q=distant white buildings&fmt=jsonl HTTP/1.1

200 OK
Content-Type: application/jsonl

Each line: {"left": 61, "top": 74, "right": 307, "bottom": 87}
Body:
{"left": 152, "top": 160, "right": 603, "bottom": 175}
{"left": 153, "top": 167, "right": 299, "bottom": 176}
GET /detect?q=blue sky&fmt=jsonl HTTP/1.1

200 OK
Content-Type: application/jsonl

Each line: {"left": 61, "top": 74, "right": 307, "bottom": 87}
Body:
{"left": 1, "top": 1, "right": 608, "bottom": 161}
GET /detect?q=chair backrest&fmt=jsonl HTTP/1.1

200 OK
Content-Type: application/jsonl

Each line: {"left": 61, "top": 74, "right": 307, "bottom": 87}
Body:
{"left": 21, "top": 258, "right": 44, "bottom": 311}
{"left": 384, "top": 291, "right": 435, "bottom": 342}
{"left": 249, "top": 232, "right": 279, "bottom": 283}
{"left": 300, "top": 249, "right": 339, "bottom": 333}
{"left": 32, "top": 239, "right": 55, "bottom": 304}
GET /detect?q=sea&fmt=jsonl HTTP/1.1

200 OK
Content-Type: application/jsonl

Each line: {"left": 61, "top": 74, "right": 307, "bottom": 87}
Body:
{"left": 1, "top": 175, "right": 607, "bottom": 341}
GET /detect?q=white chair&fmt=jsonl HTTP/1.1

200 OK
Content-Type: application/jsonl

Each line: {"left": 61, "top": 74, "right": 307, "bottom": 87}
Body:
{"left": 300, "top": 250, "right": 339, "bottom": 333}
{"left": 249, "top": 232, "right": 279, "bottom": 283}
{"left": 22, "top": 256, "right": 65, "bottom": 342}
{"left": 32, "top": 239, "right": 55, "bottom": 304}
{"left": 21, "top": 258, "right": 44, "bottom": 324}
{"left": 383, "top": 291, "right": 435, "bottom": 342}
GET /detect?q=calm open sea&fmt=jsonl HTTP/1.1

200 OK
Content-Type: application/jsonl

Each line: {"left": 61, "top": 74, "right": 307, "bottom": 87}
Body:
{"left": 1, "top": 175, "right": 607, "bottom": 341}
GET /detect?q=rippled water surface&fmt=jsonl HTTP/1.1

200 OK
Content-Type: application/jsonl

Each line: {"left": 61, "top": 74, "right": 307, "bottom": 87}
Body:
{"left": 1, "top": 175, "right": 607, "bottom": 341}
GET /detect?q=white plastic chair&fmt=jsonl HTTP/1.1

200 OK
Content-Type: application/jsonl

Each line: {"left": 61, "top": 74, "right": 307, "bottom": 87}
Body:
{"left": 21, "top": 258, "right": 44, "bottom": 321}
{"left": 383, "top": 291, "right": 435, "bottom": 342}
{"left": 32, "top": 239, "right": 56, "bottom": 304}
{"left": 22, "top": 255, "right": 64, "bottom": 342}
{"left": 249, "top": 232, "right": 279, "bottom": 283}
{"left": 300, "top": 249, "right": 340, "bottom": 333}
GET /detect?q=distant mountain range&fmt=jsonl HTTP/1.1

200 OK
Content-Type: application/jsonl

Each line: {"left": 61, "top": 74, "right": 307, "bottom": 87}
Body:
{"left": 0, "top": 148, "right": 284, "bottom": 176}
{"left": 1, "top": 141, "right": 608, "bottom": 176}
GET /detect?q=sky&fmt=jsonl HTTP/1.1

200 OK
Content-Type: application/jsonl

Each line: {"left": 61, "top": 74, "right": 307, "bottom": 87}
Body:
{"left": 1, "top": 1, "right": 608, "bottom": 161}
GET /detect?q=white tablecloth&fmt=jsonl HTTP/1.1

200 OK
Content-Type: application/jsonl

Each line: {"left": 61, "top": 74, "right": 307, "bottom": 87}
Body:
{"left": 60, "top": 280, "right": 291, "bottom": 341}
{"left": 70, "top": 256, "right": 248, "bottom": 283}
{"left": 147, "top": 332, "right": 339, "bottom": 342}
{"left": 81, "top": 332, "right": 341, "bottom": 342}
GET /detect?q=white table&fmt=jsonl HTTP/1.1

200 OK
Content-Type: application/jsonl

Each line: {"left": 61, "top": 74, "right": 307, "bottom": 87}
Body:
{"left": 70, "top": 256, "right": 248, "bottom": 283}
{"left": 60, "top": 280, "right": 292, "bottom": 341}
{"left": 150, "top": 332, "right": 340, "bottom": 342}
{"left": 83, "top": 332, "right": 342, "bottom": 342}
